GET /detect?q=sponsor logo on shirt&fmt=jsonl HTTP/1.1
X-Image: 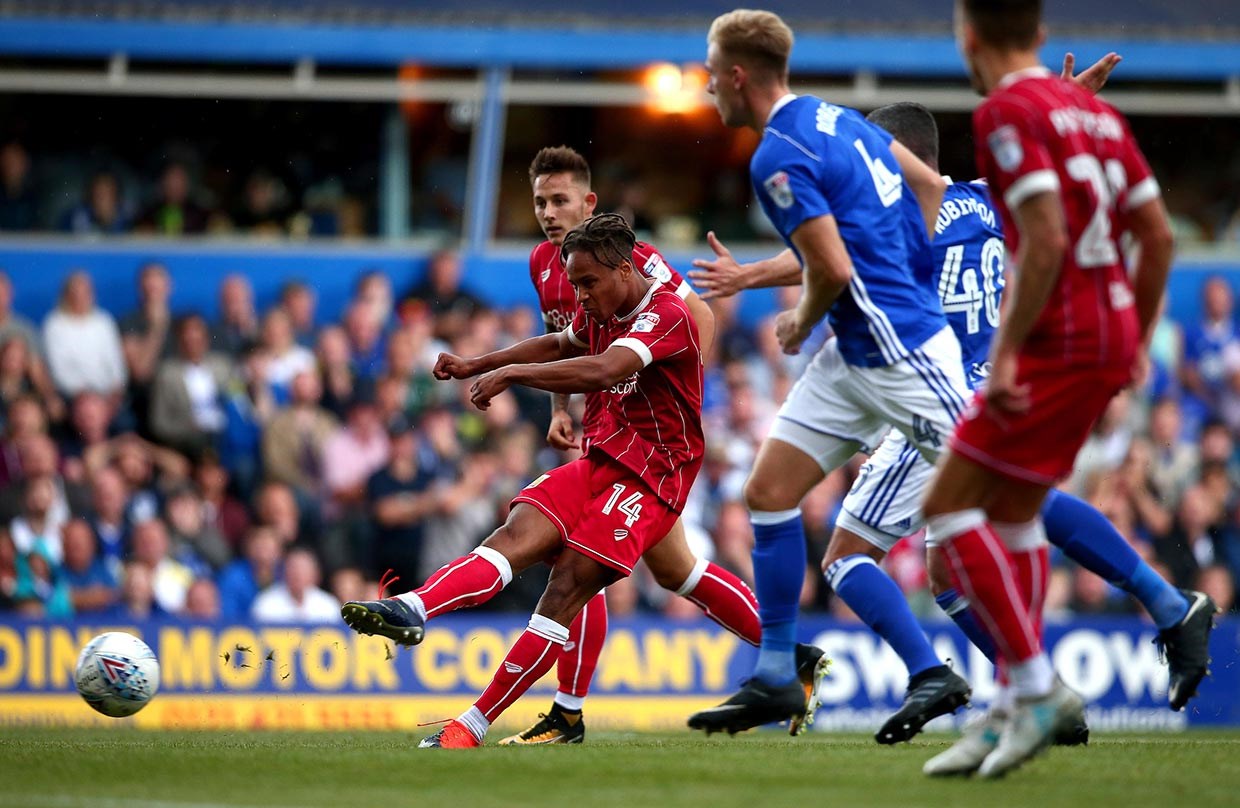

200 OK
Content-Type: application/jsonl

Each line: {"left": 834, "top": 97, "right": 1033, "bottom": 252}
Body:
{"left": 988, "top": 125, "right": 1024, "bottom": 173}
{"left": 642, "top": 253, "right": 673, "bottom": 284}
{"left": 763, "top": 170, "right": 795, "bottom": 210}
{"left": 630, "top": 312, "right": 661, "bottom": 334}
{"left": 608, "top": 374, "right": 640, "bottom": 396}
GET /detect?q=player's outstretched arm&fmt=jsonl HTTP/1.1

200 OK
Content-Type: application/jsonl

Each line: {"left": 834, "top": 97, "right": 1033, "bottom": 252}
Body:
{"left": 889, "top": 141, "right": 947, "bottom": 240}
{"left": 1125, "top": 196, "right": 1176, "bottom": 344}
{"left": 688, "top": 232, "right": 801, "bottom": 299}
{"left": 1062, "top": 52, "right": 1122, "bottom": 95}
{"left": 433, "top": 332, "right": 575, "bottom": 380}
{"left": 777, "top": 215, "right": 851, "bottom": 355}
{"left": 469, "top": 345, "right": 644, "bottom": 410}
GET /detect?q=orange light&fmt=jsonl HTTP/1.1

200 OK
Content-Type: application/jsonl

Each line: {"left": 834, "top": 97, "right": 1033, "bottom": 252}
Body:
{"left": 643, "top": 63, "right": 707, "bottom": 114}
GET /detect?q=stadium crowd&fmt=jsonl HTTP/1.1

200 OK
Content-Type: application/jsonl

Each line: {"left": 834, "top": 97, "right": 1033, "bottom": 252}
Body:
{"left": 0, "top": 262, "right": 1236, "bottom": 625}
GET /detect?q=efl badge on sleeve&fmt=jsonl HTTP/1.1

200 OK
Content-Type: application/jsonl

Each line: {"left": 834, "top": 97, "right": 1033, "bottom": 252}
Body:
{"left": 987, "top": 125, "right": 1023, "bottom": 173}
{"left": 642, "top": 253, "right": 673, "bottom": 284}
{"left": 763, "top": 170, "right": 795, "bottom": 210}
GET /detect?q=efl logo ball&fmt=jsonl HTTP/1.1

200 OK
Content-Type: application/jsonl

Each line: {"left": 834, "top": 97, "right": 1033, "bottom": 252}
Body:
{"left": 74, "top": 632, "right": 160, "bottom": 718}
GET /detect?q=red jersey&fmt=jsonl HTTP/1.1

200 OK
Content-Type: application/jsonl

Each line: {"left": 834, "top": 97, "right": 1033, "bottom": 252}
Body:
{"left": 529, "top": 238, "right": 691, "bottom": 438}
{"left": 974, "top": 67, "right": 1160, "bottom": 367}
{"left": 565, "top": 285, "right": 704, "bottom": 512}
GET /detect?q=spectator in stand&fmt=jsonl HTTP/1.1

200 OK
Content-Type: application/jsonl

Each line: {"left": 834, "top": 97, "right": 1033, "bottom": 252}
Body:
{"left": 217, "top": 344, "right": 275, "bottom": 498}
{"left": 10, "top": 475, "right": 64, "bottom": 564}
{"left": 1146, "top": 398, "right": 1198, "bottom": 509}
{"left": 1181, "top": 276, "right": 1239, "bottom": 425}
{"left": 12, "top": 544, "right": 72, "bottom": 618}
{"left": 417, "top": 449, "right": 498, "bottom": 580}
{"left": 407, "top": 249, "right": 482, "bottom": 341}
{"left": 60, "top": 171, "right": 131, "bottom": 235}
{"left": 213, "top": 274, "right": 260, "bottom": 358}
{"left": 42, "top": 271, "right": 126, "bottom": 400}
{"left": 0, "top": 531, "right": 16, "bottom": 610}
{"left": 354, "top": 271, "right": 394, "bottom": 331}
{"left": 194, "top": 454, "right": 249, "bottom": 550}
{"left": 251, "top": 546, "right": 339, "bottom": 623}
{"left": 85, "top": 434, "right": 187, "bottom": 525}
{"left": 365, "top": 420, "right": 436, "bottom": 583}
{"left": 232, "top": 170, "right": 290, "bottom": 236}
{"left": 60, "top": 517, "right": 117, "bottom": 614}
{"left": 254, "top": 481, "right": 305, "bottom": 548}
{"left": 87, "top": 466, "right": 129, "bottom": 577}
{"left": 374, "top": 373, "right": 410, "bottom": 432}
{"left": 329, "top": 566, "right": 367, "bottom": 605}
{"left": 217, "top": 526, "right": 281, "bottom": 621}
{"left": 164, "top": 485, "right": 231, "bottom": 572}
{"left": 280, "top": 280, "right": 318, "bottom": 347}
{"left": 59, "top": 392, "right": 115, "bottom": 469}
{"left": 150, "top": 314, "right": 232, "bottom": 455}
{"left": 0, "top": 142, "right": 37, "bottom": 231}
{"left": 130, "top": 517, "right": 194, "bottom": 613}
{"left": 99, "top": 561, "right": 167, "bottom": 620}
{"left": 0, "top": 337, "right": 63, "bottom": 425}
{"left": 0, "top": 395, "right": 45, "bottom": 489}
{"left": 1070, "top": 392, "right": 1134, "bottom": 495}
{"left": 343, "top": 301, "right": 387, "bottom": 382}
{"left": 315, "top": 326, "right": 357, "bottom": 419}
{"left": 0, "top": 271, "right": 42, "bottom": 357}
{"left": 1157, "top": 484, "right": 1239, "bottom": 590}
{"left": 261, "top": 370, "right": 336, "bottom": 502}
{"left": 183, "top": 577, "right": 221, "bottom": 620}
{"left": 259, "top": 308, "right": 315, "bottom": 401}
{"left": 0, "top": 433, "right": 91, "bottom": 526}
{"left": 1197, "top": 564, "right": 1235, "bottom": 614}
{"left": 137, "top": 162, "right": 208, "bottom": 236}
{"left": 323, "top": 396, "right": 389, "bottom": 515}
{"left": 119, "top": 262, "right": 174, "bottom": 433}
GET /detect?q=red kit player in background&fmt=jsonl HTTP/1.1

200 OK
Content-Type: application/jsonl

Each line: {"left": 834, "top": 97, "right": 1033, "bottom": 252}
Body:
{"left": 506, "top": 147, "right": 825, "bottom": 744}
{"left": 921, "top": 0, "right": 1201, "bottom": 779}
{"left": 342, "top": 214, "right": 709, "bottom": 747}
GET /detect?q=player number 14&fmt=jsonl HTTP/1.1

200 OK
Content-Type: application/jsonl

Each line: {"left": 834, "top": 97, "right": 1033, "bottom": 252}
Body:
{"left": 602, "top": 483, "right": 644, "bottom": 527}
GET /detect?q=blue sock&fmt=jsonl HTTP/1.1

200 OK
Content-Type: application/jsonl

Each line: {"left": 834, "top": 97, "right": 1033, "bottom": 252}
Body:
{"left": 935, "top": 588, "right": 997, "bottom": 663}
{"left": 750, "top": 509, "right": 806, "bottom": 686}
{"left": 1042, "top": 490, "right": 1189, "bottom": 629}
{"left": 826, "top": 554, "right": 942, "bottom": 678}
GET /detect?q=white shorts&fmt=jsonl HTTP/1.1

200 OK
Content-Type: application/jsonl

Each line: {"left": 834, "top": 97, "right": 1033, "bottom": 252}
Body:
{"left": 768, "top": 326, "right": 970, "bottom": 473}
{"left": 836, "top": 428, "right": 935, "bottom": 552}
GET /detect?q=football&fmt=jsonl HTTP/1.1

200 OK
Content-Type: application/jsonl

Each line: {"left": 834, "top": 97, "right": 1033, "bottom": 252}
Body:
{"left": 74, "top": 632, "right": 161, "bottom": 718}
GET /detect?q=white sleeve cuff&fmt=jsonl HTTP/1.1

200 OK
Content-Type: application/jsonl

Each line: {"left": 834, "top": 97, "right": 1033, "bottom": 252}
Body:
{"left": 1125, "top": 176, "right": 1161, "bottom": 211}
{"left": 1003, "top": 169, "right": 1060, "bottom": 210}
{"left": 612, "top": 337, "right": 653, "bottom": 367}
{"left": 564, "top": 326, "right": 587, "bottom": 348}
{"left": 674, "top": 280, "right": 692, "bottom": 299}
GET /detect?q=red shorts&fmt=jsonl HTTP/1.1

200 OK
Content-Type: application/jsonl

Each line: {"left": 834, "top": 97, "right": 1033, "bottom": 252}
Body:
{"left": 511, "top": 453, "right": 679, "bottom": 576}
{"left": 950, "top": 355, "right": 1132, "bottom": 486}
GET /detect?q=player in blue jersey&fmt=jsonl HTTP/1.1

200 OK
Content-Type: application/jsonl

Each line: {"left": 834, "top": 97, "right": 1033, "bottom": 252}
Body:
{"left": 687, "top": 9, "right": 975, "bottom": 736}
{"left": 689, "top": 80, "right": 1215, "bottom": 742}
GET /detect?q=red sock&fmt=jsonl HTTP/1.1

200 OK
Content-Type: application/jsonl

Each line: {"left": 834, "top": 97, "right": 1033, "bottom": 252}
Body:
{"left": 1010, "top": 545, "right": 1050, "bottom": 641}
{"left": 682, "top": 561, "right": 762, "bottom": 646}
{"left": 475, "top": 615, "right": 569, "bottom": 723}
{"left": 558, "top": 592, "right": 608, "bottom": 699}
{"left": 941, "top": 523, "right": 1041, "bottom": 665}
{"left": 413, "top": 550, "right": 510, "bottom": 618}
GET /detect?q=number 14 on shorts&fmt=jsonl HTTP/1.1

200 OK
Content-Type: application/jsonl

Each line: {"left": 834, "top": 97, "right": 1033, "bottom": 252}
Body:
{"left": 602, "top": 483, "right": 643, "bottom": 529}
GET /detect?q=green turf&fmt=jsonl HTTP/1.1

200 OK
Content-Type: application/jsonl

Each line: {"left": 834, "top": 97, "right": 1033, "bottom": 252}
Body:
{"left": 1, "top": 729, "right": 1237, "bottom": 808}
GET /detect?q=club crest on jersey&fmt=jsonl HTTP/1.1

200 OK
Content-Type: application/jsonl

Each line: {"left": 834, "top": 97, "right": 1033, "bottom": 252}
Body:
{"left": 642, "top": 253, "right": 673, "bottom": 284}
{"left": 988, "top": 125, "right": 1023, "bottom": 173}
{"left": 630, "top": 312, "right": 660, "bottom": 334}
{"left": 614, "top": 529, "right": 629, "bottom": 541}
{"left": 763, "top": 170, "right": 795, "bottom": 210}
{"left": 540, "top": 268, "right": 552, "bottom": 283}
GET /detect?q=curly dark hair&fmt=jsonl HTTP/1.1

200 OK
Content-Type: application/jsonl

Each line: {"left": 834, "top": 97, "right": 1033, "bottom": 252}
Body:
{"left": 560, "top": 213, "right": 636, "bottom": 269}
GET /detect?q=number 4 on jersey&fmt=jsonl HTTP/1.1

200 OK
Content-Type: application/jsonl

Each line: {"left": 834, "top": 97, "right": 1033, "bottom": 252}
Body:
{"left": 602, "top": 483, "right": 643, "bottom": 527}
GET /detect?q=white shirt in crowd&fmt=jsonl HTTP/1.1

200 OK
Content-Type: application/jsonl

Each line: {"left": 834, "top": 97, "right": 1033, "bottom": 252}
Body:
{"left": 251, "top": 584, "right": 341, "bottom": 623}
{"left": 42, "top": 308, "right": 127, "bottom": 395}
{"left": 183, "top": 363, "right": 226, "bottom": 431}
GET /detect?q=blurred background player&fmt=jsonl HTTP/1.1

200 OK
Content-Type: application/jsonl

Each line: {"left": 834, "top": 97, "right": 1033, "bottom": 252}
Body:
{"left": 503, "top": 145, "right": 825, "bottom": 745}
{"left": 340, "top": 215, "right": 707, "bottom": 748}
{"left": 688, "top": 9, "right": 974, "bottom": 736}
{"left": 921, "top": 0, "right": 1190, "bottom": 778}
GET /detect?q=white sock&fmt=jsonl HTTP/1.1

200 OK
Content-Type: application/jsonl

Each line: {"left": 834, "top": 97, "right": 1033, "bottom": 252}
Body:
{"left": 1008, "top": 654, "right": 1055, "bottom": 699}
{"left": 554, "top": 691, "right": 586, "bottom": 712}
{"left": 993, "top": 685, "right": 1015, "bottom": 714}
{"left": 456, "top": 706, "right": 490, "bottom": 742}
{"left": 394, "top": 591, "right": 428, "bottom": 621}
{"left": 675, "top": 557, "right": 709, "bottom": 597}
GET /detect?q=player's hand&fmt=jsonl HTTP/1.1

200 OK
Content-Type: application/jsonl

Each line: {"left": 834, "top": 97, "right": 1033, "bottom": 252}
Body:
{"left": 1062, "top": 52, "right": 1121, "bottom": 95}
{"left": 774, "top": 309, "right": 810, "bottom": 355}
{"left": 688, "top": 231, "right": 746, "bottom": 300}
{"left": 546, "top": 409, "right": 579, "bottom": 450}
{"left": 469, "top": 370, "right": 509, "bottom": 410}
{"left": 984, "top": 351, "right": 1031, "bottom": 416}
{"left": 433, "top": 352, "right": 476, "bottom": 380}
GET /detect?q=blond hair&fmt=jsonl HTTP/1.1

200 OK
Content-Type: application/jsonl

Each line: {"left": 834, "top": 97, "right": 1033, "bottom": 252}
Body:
{"left": 707, "top": 9, "right": 794, "bottom": 80}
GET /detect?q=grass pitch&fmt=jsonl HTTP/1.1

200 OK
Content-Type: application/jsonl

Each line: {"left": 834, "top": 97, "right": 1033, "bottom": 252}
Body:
{"left": 2, "top": 728, "right": 1237, "bottom": 808}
